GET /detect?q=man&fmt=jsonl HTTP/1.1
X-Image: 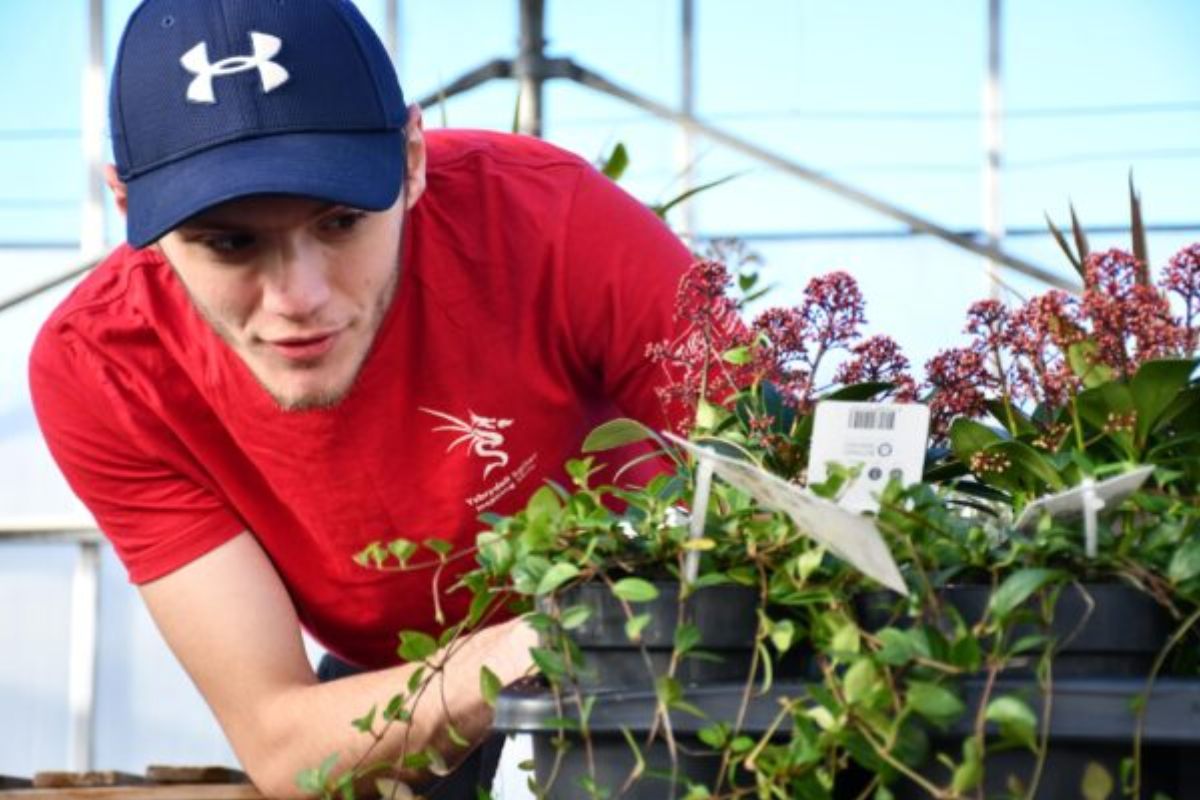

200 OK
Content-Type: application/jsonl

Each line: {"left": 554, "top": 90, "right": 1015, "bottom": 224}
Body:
{"left": 29, "top": 0, "right": 692, "bottom": 797}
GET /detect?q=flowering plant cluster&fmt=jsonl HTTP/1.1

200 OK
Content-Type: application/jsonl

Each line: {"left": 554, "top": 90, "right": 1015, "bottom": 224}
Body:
{"left": 923, "top": 241, "right": 1200, "bottom": 507}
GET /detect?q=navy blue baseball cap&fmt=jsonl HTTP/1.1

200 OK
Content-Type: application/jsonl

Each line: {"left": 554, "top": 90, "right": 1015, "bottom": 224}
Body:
{"left": 110, "top": 0, "right": 408, "bottom": 248}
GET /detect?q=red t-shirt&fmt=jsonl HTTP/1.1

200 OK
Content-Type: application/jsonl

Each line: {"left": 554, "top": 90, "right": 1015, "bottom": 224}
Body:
{"left": 29, "top": 130, "right": 692, "bottom": 668}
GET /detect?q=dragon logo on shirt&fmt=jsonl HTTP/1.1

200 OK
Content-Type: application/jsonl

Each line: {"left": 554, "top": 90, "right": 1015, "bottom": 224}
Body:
{"left": 421, "top": 408, "right": 514, "bottom": 479}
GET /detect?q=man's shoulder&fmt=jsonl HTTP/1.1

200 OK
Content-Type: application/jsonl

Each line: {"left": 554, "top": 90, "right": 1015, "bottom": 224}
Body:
{"left": 31, "top": 243, "right": 177, "bottom": 378}
{"left": 425, "top": 128, "right": 591, "bottom": 179}
{"left": 38, "top": 244, "right": 164, "bottom": 337}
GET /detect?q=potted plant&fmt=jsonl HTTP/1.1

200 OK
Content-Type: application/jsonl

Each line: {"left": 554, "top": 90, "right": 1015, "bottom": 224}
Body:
{"left": 305, "top": 219, "right": 1200, "bottom": 799}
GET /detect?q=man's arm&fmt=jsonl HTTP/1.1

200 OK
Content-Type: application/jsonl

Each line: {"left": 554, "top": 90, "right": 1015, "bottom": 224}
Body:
{"left": 140, "top": 531, "right": 534, "bottom": 799}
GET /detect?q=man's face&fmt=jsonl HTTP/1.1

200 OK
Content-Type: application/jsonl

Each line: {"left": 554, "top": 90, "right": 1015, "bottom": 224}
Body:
{"left": 157, "top": 196, "right": 405, "bottom": 411}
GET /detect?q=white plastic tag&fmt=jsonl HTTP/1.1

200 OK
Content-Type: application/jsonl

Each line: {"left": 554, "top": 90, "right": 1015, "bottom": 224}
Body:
{"left": 808, "top": 401, "right": 931, "bottom": 513}
{"left": 1014, "top": 465, "right": 1154, "bottom": 532}
{"left": 666, "top": 433, "right": 908, "bottom": 595}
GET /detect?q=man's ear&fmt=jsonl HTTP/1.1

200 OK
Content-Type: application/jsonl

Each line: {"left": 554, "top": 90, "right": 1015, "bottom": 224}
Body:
{"left": 104, "top": 164, "right": 129, "bottom": 217}
{"left": 402, "top": 104, "right": 427, "bottom": 211}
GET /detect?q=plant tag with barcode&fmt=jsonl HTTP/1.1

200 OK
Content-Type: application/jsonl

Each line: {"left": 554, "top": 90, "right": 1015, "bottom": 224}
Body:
{"left": 808, "top": 401, "right": 931, "bottom": 513}
{"left": 665, "top": 433, "right": 908, "bottom": 595}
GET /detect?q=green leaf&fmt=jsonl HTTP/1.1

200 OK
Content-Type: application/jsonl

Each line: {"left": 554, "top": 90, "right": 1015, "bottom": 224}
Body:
{"left": 769, "top": 619, "right": 796, "bottom": 654}
{"left": 424, "top": 538, "right": 453, "bottom": 557}
{"left": 479, "top": 666, "right": 502, "bottom": 708}
{"left": 951, "top": 736, "right": 983, "bottom": 793}
{"left": 1070, "top": 203, "right": 1091, "bottom": 271}
{"left": 906, "top": 681, "right": 965, "bottom": 730}
{"left": 990, "top": 440, "right": 1068, "bottom": 491}
{"left": 1068, "top": 341, "right": 1119, "bottom": 389}
{"left": 625, "top": 613, "right": 652, "bottom": 641}
{"left": 1130, "top": 358, "right": 1198, "bottom": 444}
{"left": 535, "top": 562, "right": 579, "bottom": 596}
{"left": 295, "top": 752, "right": 339, "bottom": 793}
{"left": 1082, "top": 760, "right": 1115, "bottom": 800}
{"left": 874, "top": 627, "right": 918, "bottom": 667}
{"left": 1129, "top": 173, "right": 1149, "bottom": 283}
{"left": 697, "top": 722, "right": 729, "bottom": 749}
{"left": 559, "top": 604, "right": 592, "bottom": 630}
{"left": 949, "top": 418, "right": 1004, "bottom": 463}
{"left": 351, "top": 705, "right": 377, "bottom": 734}
{"left": 722, "top": 345, "right": 753, "bottom": 366}
{"left": 387, "top": 538, "right": 418, "bottom": 566}
{"left": 651, "top": 172, "right": 739, "bottom": 219}
{"left": 674, "top": 622, "right": 701, "bottom": 654}
{"left": 525, "top": 485, "right": 562, "bottom": 522}
{"left": 581, "top": 417, "right": 656, "bottom": 452}
{"left": 529, "top": 647, "right": 567, "bottom": 681}
{"left": 446, "top": 723, "right": 469, "bottom": 748}
{"left": 830, "top": 620, "right": 861, "bottom": 657}
{"left": 611, "top": 577, "right": 659, "bottom": 603}
{"left": 985, "top": 695, "right": 1038, "bottom": 750}
{"left": 600, "top": 142, "right": 629, "bottom": 181}
{"left": 397, "top": 630, "right": 438, "bottom": 663}
{"left": 988, "top": 568, "right": 1064, "bottom": 622}
{"left": 1045, "top": 210, "right": 1083, "bottom": 276}
{"left": 843, "top": 659, "right": 878, "bottom": 705}
{"left": 1169, "top": 536, "right": 1200, "bottom": 584}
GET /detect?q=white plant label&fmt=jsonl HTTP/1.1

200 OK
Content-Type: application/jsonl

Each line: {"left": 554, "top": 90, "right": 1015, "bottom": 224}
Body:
{"left": 808, "top": 401, "right": 931, "bottom": 513}
{"left": 666, "top": 432, "right": 908, "bottom": 595}
{"left": 1014, "top": 465, "right": 1155, "bottom": 531}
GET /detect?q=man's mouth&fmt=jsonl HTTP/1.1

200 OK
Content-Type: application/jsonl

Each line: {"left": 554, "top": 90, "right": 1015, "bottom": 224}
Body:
{"left": 266, "top": 330, "right": 341, "bottom": 361}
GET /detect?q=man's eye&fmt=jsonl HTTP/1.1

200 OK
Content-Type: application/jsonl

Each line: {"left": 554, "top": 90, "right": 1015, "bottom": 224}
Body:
{"left": 322, "top": 211, "right": 368, "bottom": 233}
{"left": 201, "top": 233, "right": 256, "bottom": 254}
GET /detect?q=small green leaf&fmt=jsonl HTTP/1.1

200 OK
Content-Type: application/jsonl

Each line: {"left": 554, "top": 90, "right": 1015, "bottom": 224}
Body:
{"left": 535, "top": 562, "right": 579, "bottom": 596}
{"left": 1130, "top": 358, "right": 1198, "bottom": 443}
{"left": 674, "top": 622, "right": 701, "bottom": 654}
{"left": 529, "top": 647, "right": 567, "bottom": 681}
{"left": 612, "top": 577, "right": 659, "bottom": 603}
{"left": 874, "top": 627, "right": 918, "bottom": 666}
{"left": 351, "top": 705, "right": 377, "bottom": 734}
{"left": 988, "top": 568, "right": 1064, "bottom": 622}
{"left": 525, "top": 485, "right": 562, "bottom": 522}
{"left": 830, "top": 620, "right": 861, "bottom": 656}
{"left": 479, "top": 666, "right": 502, "bottom": 708}
{"left": 985, "top": 695, "right": 1038, "bottom": 750}
{"left": 906, "top": 681, "right": 965, "bottom": 730}
{"left": 1169, "top": 536, "right": 1200, "bottom": 584}
{"left": 446, "top": 723, "right": 469, "bottom": 748}
{"left": 600, "top": 142, "right": 629, "bottom": 181}
{"left": 625, "top": 612, "right": 651, "bottom": 641}
{"left": 387, "top": 538, "right": 418, "bottom": 566}
{"left": 769, "top": 619, "right": 796, "bottom": 654}
{"left": 843, "top": 659, "right": 878, "bottom": 704}
{"left": 951, "top": 737, "right": 983, "bottom": 793}
{"left": 559, "top": 604, "right": 592, "bottom": 630}
{"left": 1081, "top": 760, "right": 1115, "bottom": 800}
{"left": 424, "top": 538, "right": 453, "bottom": 557}
{"left": 722, "top": 345, "right": 753, "bottom": 365}
{"left": 697, "top": 722, "right": 729, "bottom": 749}
{"left": 582, "top": 417, "right": 655, "bottom": 452}
{"left": 397, "top": 630, "right": 438, "bottom": 663}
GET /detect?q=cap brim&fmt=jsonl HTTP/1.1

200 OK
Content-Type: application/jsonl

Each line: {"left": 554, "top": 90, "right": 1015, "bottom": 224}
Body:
{"left": 124, "top": 129, "right": 406, "bottom": 248}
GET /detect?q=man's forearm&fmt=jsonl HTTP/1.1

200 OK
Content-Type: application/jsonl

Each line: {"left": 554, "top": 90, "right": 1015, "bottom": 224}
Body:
{"left": 251, "top": 619, "right": 533, "bottom": 798}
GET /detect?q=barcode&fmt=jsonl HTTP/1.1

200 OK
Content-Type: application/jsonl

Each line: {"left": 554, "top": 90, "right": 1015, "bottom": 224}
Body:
{"left": 849, "top": 409, "right": 896, "bottom": 430}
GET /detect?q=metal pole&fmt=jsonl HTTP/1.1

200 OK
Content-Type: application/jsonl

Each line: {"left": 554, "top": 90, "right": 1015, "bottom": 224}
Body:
{"left": 983, "top": 0, "right": 1004, "bottom": 298}
{"left": 385, "top": 0, "right": 401, "bottom": 69}
{"left": 677, "top": 0, "right": 697, "bottom": 241}
{"left": 81, "top": 0, "right": 106, "bottom": 259}
{"left": 67, "top": 540, "right": 101, "bottom": 771}
{"left": 515, "top": 0, "right": 546, "bottom": 136}
{"left": 569, "top": 62, "right": 1077, "bottom": 291}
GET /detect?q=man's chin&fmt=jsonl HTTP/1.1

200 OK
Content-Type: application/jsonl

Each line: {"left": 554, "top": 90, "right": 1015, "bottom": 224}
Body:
{"left": 259, "top": 373, "right": 355, "bottom": 412}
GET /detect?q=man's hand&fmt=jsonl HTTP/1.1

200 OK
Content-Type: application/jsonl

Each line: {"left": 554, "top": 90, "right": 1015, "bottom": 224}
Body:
{"left": 139, "top": 532, "right": 534, "bottom": 798}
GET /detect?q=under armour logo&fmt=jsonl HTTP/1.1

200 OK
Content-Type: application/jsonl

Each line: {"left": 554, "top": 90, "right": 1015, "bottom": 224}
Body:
{"left": 180, "top": 32, "right": 289, "bottom": 105}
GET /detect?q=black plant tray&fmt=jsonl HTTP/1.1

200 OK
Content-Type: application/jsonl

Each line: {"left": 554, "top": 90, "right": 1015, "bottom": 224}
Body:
{"left": 495, "top": 677, "right": 1200, "bottom": 799}
{"left": 543, "top": 581, "right": 808, "bottom": 688}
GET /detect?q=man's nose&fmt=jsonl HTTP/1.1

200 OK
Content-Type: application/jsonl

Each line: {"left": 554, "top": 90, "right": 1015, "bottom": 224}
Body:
{"left": 260, "top": 241, "right": 331, "bottom": 320}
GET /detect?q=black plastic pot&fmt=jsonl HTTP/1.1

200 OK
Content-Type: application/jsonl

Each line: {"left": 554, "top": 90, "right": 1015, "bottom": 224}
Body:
{"left": 858, "top": 582, "right": 1177, "bottom": 677}
{"left": 544, "top": 580, "right": 794, "bottom": 688}
{"left": 494, "top": 677, "right": 1200, "bottom": 799}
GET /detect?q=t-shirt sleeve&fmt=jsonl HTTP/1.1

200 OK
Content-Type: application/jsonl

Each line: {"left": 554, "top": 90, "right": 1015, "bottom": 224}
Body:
{"left": 561, "top": 164, "right": 694, "bottom": 431}
{"left": 28, "top": 326, "right": 245, "bottom": 584}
